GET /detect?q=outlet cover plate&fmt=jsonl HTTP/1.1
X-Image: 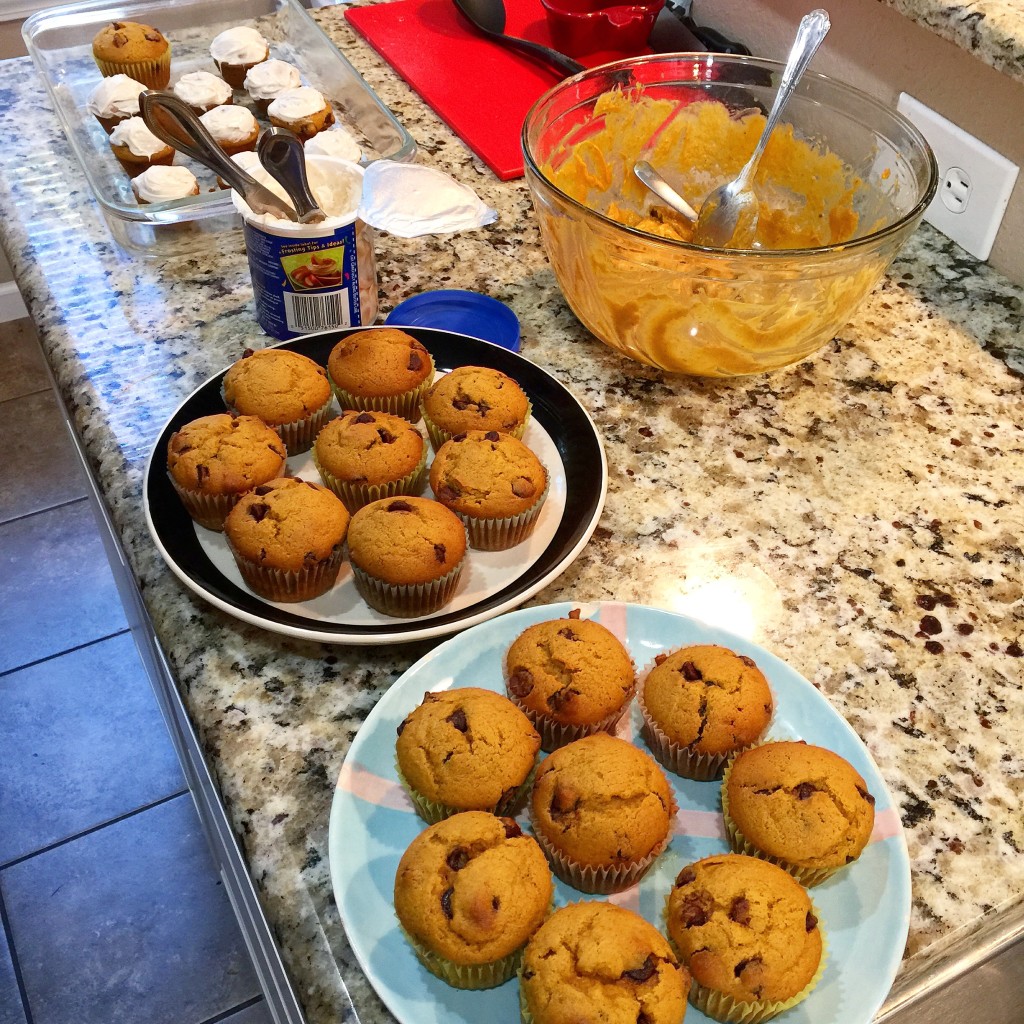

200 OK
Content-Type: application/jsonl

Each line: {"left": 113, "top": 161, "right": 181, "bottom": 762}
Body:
{"left": 897, "top": 92, "right": 1019, "bottom": 261}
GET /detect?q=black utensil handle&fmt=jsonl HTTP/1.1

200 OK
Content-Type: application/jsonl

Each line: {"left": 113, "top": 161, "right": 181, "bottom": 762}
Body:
{"left": 685, "top": 18, "right": 751, "bottom": 55}
{"left": 505, "top": 36, "right": 585, "bottom": 76}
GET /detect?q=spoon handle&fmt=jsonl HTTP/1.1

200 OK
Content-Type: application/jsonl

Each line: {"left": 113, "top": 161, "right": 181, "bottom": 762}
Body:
{"left": 634, "top": 161, "right": 698, "bottom": 222}
{"left": 492, "top": 32, "right": 585, "bottom": 76}
{"left": 257, "top": 128, "right": 327, "bottom": 224}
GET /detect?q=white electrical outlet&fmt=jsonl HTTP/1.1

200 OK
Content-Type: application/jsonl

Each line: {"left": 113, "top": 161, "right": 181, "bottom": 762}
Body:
{"left": 897, "top": 93, "right": 1019, "bottom": 261}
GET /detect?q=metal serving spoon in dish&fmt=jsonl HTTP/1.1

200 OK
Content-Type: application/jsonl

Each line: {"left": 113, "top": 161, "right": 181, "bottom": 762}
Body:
{"left": 257, "top": 128, "right": 327, "bottom": 225}
{"left": 139, "top": 91, "right": 300, "bottom": 221}
{"left": 691, "top": 8, "right": 830, "bottom": 248}
{"left": 452, "top": 0, "right": 585, "bottom": 77}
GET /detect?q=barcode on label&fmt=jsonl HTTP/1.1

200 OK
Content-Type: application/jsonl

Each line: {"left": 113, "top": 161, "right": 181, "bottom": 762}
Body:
{"left": 283, "top": 288, "right": 352, "bottom": 333}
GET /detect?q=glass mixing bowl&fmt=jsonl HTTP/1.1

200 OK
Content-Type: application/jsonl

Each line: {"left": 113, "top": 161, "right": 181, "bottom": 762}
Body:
{"left": 522, "top": 54, "right": 937, "bottom": 377}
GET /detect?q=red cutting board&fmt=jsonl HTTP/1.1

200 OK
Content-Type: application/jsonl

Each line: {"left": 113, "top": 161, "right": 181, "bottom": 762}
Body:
{"left": 345, "top": 0, "right": 638, "bottom": 180}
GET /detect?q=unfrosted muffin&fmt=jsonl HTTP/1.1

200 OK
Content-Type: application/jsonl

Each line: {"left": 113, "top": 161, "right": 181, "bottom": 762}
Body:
{"left": 166, "top": 413, "right": 286, "bottom": 531}
{"left": 267, "top": 86, "right": 335, "bottom": 140}
{"left": 87, "top": 73, "right": 146, "bottom": 133}
{"left": 132, "top": 165, "right": 200, "bottom": 205}
{"left": 429, "top": 429, "right": 548, "bottom": 550}
{"left": 199, "top": 104, "right": 259, "bottom": 157}
{"left": 108, "top": 116, "right": 175, "bottom": 177}
{"left": 639, "top": 644, "right": 773, "bottom": 781}
{"left": 92, "top": 21, "right": 171, "bottom": 89}
{"left": 326, "top": 328, "right": 434, "bottom": 422}
{"left": 172, "top": 71, "right": 233, "bottom": 114}
{"left": 224, "top": 476, "right": 349, "bottom": 602}
{"left": 520, "top": 901, "right": 690, "bottom": 1024}
{"left": 221, "top": 347, "right": 333, "bottom": 455}
{"left": 395, "top": 687, "right": 541, "bottom": 822}
{"left": 722, "top": 741, "right": 876, "bottom": 886}
{"left": 421, "top": 365, "right": 530, "bottom": 450}
{"left": 505, "top": 609, "right": 636, "bottom": 750}
{"left": 244, "top": 58, "right": 302, "bottom": 113}
{"left": 209, "top": 26, "right": 269, "bottom": 89}
{"left": 666, "top": 853, "right": 824, "bottom": 1023}
{"left": 393, "top": 811, "right": 553, "bottom": 989}
{"left": 313, "top": 410, "right": 427, "bottom": 512}
{"left": 529, "top": 732, "right": 675, "bottom": 893}
{"left": 346, "top": 496, "right": 466, "bottom": 617}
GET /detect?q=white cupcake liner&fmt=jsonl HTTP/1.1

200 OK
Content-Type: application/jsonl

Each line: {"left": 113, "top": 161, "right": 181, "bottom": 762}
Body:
{"left": 168, "top": 474, "right": 240, "bottom": 532}
{"left": 349, "top": 554, "right": 464, "bottom": 618}
{"left": 328, "top": 365, "right": 434, "bottom": 424}
{"left": 456, "top": 474, "right": 549, "bottom": 551}
{"left": 222, "top": 388, "right": 333, "bottom": 456}
{"left": 227, "top": 538, "right": 344, "bottom": 603}
{"left": 421, "top": 399, "right": 533, "bottom": 452}
{"left": 398, "top": 924, "right": 523, "bottom": 990}
{"left": 395, "top": 759, "right": 537, "bottom": 824}
{"left": 313, "top": 441, "right": 428, "bottom": 513}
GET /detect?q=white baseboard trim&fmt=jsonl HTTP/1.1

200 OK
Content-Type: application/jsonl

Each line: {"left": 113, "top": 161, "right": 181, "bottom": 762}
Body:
{"left": 0, "top": 279, "right": 28, "bottom": 323}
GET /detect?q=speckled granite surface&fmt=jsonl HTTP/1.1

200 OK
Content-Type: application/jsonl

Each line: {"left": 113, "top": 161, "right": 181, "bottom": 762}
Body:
{"left": 1, "top": 7, "right": 1023, "bottom": 1021}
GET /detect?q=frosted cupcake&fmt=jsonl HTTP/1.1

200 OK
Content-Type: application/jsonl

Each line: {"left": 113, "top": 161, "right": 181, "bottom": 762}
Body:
{"left": 87, "top": 73, "right": 146, "bottom": 134}
{"left": 209, "top": 26, "right": 269, "bottom": 89}
{"left": 199, "top": 104, "right": 259, "bottom": 157}
{"left": 132, "top": 165, "right": 200, "bottom": 204}
{"left": 267, "top": 86, "right": 335, "bottom": 140}
{"left": 244, "top": 58, "right": 302, "bottom": 113}
{"left": 172, "top": 70, "right": 233, "bottom": 114}
{"left": 108, "top": 116, "right": 175, "bottom": 177}
{"left": 304, "top": 126, "right": 361, "bottom": 163}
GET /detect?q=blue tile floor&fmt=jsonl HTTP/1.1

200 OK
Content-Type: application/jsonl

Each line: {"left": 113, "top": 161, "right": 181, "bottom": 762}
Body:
{"left": 0, "top": 318, "right": 274, "bottom": 1024}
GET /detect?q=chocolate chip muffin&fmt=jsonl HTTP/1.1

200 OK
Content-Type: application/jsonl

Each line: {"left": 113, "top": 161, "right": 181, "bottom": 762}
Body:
{"left": 313, "top": 410, "right": 427, "bottom": 512}
{"left": 221, "top": 347, "right": 333, "bottom": 455}
{"left": 666, "top": 853, "right": 824, "bottom": 1023}
{"left": 395, "top": 687, "right": 541, "bottom": 823}
{"left": 529, "top": 732, "right": 675, "bottom": 893}
{"left": 722, "top": 740, "right": 876, "bottom": 886}
{"left": 505, "top": 609, "right": 636, "bottom": 750}
{"left": 420, "top": 365, "right": 530, "bottom": 450}
{"left": 346, "top": 496, "right": 467, "bottom": 616}
{"left": 639, "top": 644, "right": 774, "bottom": 780}
{"left": 393, "top": 811, "right": 553, "bottom": 989}
{"left": 520, "top": 901, "right": 690, "bottom": 1024}
{"left": 223, "top": 476, "right": 350, "bottom": 602}
{"left": 326, "top": 328, "right": 434, "bottom": 422}
{"left": 429, "top": 429, "right": 548, "bottom": 550}
{"left": 166, "top": 413, "right": 287, "bottom": 531}
{"left": 92, "top": 21, "right": 171, "bottom": 88}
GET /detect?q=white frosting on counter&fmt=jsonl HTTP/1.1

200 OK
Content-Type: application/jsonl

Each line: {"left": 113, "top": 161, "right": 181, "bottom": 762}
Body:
{"left": 199, "top": 104, "right": 259, "bottom": 144}
{"left": 210, "top": 26, "right": 269, "bottom": 65}
{"left": 131, "top": 165, "right": 200, "bottom": 203}
{"left": 267, "top": 86, "right": 327, "bottom": 121}
{"left": 304, "top": 126, "right": 361, "bottom": 163}
{"left": 172, "top": 71, "right": 233, "bottom": 111}
{"left": 86, "top": 74, "right": 146, "bottom": 118}
{"left": 108, "top": 116, "right": 169, "bottom": 158}
{"left": 244, "top": 59, "right": 302, "bottom": 101}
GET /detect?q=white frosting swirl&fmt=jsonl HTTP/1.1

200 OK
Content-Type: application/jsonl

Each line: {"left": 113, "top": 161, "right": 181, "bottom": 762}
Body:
{"left": 304, "top": 127, "right": 361, "bottom": 163}
{"left": 267, "top": 86, "right": 327, "bottom": 121}
{"left": 244, "top": 59, "right": 301, "bottom": 101}
{"left": 200, "top": 104, "right": 258, "bottom": 144}
{"left": 87, "top": 74, "right": 146, "bottom": 118}
{"left": 210, "top": 26, "right": 268, "bottom": 64}
{"left": 132, "top": 165, "right": 199, "bottom": 203}
{"left": 172, "top": 71, "right": 233, "bottom": 110}
{"left": 109, "top": 116, "right": 169, "bottom": 158}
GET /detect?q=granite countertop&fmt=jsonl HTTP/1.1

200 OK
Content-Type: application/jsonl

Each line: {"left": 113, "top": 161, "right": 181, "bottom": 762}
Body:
{"left": 2, "top": 4, "right": 1024, "bottom": 1021}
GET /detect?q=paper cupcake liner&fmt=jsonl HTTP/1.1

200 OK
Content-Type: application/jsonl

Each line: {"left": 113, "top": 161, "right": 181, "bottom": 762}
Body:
{"left": 313, "top": 442, "right": 428, "bottom": 513}
{"left": 95, "top": 52, "right": 171, "bottom": 89}
{"left": 457, "top": 474, "right": 549, "bottom": 551}
{"left": 168, "top": 474, "right": 241, "bottom": 532}
{"left": 395, "top": 760, "right": 537, "bottom": 824}
{"left": 720, "top": 754, "right": 843, "bottom": 888}
{"left": 329, "top": 365, "right": 434, "bottom": 424}
{"left": 222, "top": 389, "right": 333, "bottom": 456}
{"left": 421, "top": 399, "right": 533, "bottom": 452}
{"left": 528, "top": 787, "right": 677, "bottom": 894}
{"left": 636, "top": 652, "right": 775, "bottom": 781}
{"left": 215, "top": 57, "right": 265, "bottom": 90}
{"left": 399, "top": 924, "right": 522, "bottom": 990}
{"left": 349, "top": 554, "right": 464, "bottom": 618}
{"left": 227, "top": 539, "right": 344, "bottom": 603}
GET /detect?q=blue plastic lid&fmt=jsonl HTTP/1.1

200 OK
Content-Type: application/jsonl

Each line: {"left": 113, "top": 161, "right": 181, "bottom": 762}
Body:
{"left": 385, "top": 289, "right": 521, "bottom": 352}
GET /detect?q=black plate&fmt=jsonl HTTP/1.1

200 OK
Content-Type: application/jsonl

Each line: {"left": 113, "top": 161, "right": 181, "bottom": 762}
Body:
{"left": 143, "top": 326, "right": 608, "bottom": 644}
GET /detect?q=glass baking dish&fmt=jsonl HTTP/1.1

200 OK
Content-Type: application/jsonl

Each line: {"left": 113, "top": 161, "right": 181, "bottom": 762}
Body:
{"left": 23, "top": 0, "right": 417, "bottom": 258}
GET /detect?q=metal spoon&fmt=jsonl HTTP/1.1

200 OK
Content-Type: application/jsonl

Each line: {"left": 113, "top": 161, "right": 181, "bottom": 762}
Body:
{"left": 452, "top": 0, "right": 585, "bottom": 77}
{"left": 257, "top": 128, "right": 326, "bottom": 225}
{"left": 692, "top": 8, "right": 830, "bottom": 249}
{"left": 633, "top": 160, "right": 698, "bottom": 222}
{"left": 139, "top": 91, "right": 299, "bottom": 221}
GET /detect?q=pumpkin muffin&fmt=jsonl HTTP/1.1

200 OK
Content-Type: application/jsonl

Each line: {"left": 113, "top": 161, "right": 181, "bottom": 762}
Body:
{"left": 166, "top": 413, "right": 286, "bottom": 531}
{"left": 327, "top": 328, "right": 434, "bottom": 422}
{"left": 520, "top": 901, "right": 690, "bottom": 1024}
{"left": 420, "top": 364, "right": 530, "bottom": 450}
{"left": 722, "top": 741, "right": 876, "bottom": 887}
{"left": 346, "top": 496, "right": 467, "bottom": 617}
{"left": 172, "top": 71, "right": 233, "bottom": 114}
{"left": 267, "top": 86, "right": 336, "bottom": 140}
{"left": 395, "top": 687, "right": 541, "bottom": 823}
{"left": 639, "top": 644, "right": 774, "bottom": 781}
{"left": 313, "top": 410, "right": 427, "bottom": 511}
{"left": 393, "top": 811, "right": 553, "bottom": 989}
{"left": 108, "top": 116, "right": 175, "bottom": 177}
{"left": 131, "top": 165, "right": 200, "bottom": 205}
{"left": 429, "top": 429, "right": 548, "bottom": 550}
{"left": 529, "top": 732, "right": 675, "bottom": 893}
{"left": 209, "top": 26, "right": 269, "bottom": 89}
{"left": 199, "top": 104, "right": 259, "bottom": 157}
{"left": 223, "top": 476, "right": 349, "bottom": 603}
{"left": 92, "top": 21, "right": 171, "bottom": 89}
{"left": 505, "top": 609, "right": 636, "bottom": 750}
{"left": 666, "top": 853, "right": 824, "bottom": 1023}
{"left": 87, "top": 73, "right": 146, "bottom": 133}
{"left": 244, "top": 58, "right": 302, "bottom": 113}
{"left": 221, "top": 347, "right": 333, "bottom": 455}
